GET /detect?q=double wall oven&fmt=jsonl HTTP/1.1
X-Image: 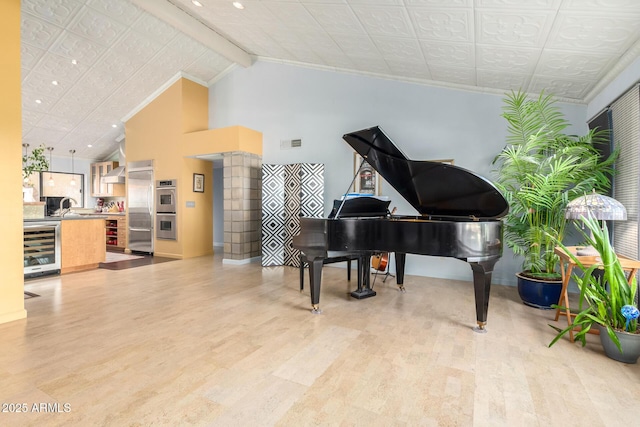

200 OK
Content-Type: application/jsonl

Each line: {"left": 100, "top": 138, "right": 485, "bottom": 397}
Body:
{"left": 156, "top": 179, "right": 177, "bottom": 240}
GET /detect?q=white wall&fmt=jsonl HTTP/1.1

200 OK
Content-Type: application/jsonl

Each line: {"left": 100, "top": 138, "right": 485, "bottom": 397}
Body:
{"left": 209, "top": 61, "right": 589, "bottom": 286}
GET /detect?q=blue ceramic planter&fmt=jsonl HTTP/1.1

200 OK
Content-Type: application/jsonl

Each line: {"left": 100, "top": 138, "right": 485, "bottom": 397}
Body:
{"left": 516, "top": 273, "right": 563, "bottom": 309}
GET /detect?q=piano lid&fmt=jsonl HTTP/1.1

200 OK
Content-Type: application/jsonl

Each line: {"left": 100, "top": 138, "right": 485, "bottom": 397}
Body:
{"left": 343, "top": 126, "right": 509, "bottom": 219}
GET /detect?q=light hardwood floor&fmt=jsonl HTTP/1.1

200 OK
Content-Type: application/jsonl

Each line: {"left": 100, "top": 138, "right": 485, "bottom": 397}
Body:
{"left": 2, "top": 254, "right": 638, "bottom": 426}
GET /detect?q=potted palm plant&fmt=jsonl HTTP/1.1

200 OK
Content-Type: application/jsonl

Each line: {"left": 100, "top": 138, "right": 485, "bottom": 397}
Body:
{"left": 549, "top": 215, "right": 640, "bottom": 364}
{"left": 492, "top": 90, "right": 617, "bottom": 308}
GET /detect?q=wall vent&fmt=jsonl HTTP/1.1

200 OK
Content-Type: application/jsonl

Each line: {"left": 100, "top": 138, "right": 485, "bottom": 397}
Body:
{"left": 280, "top": 139, "right": 302, "bottom": 149}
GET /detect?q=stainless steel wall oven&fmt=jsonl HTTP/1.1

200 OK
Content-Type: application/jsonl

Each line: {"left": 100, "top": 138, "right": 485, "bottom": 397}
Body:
{"left": 155, "top": 179, "right": 177, "bottom": 240}
{"left": 156, "top": 213, "right": 177, "bottom": 240}
{"left": 156, "top": 179, "right": 177, "bottom": 213}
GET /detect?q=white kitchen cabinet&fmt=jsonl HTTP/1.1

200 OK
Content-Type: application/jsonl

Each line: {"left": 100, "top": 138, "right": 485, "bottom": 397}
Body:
{"left": 90, "top": 161, "right": 125, "bottom": 197}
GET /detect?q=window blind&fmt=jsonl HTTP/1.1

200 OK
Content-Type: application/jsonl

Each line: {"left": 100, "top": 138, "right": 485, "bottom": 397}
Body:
{"left": 610, "top": 84, "right": 640, "bottom": 259}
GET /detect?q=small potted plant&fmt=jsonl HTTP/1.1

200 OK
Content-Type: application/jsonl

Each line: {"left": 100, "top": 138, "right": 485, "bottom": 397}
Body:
{"left": 549, "top": 215, "right": 640, "bottom": 364}
{"left": 492, "top": 90, "right": 618, "bottom": 308}
{"left": 22, "top": 144, "right": 49, "bottom": 201}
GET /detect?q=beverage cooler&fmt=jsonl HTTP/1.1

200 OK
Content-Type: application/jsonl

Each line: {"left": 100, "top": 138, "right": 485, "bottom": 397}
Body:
{"left": 24, "top": 222, "right": 61, "bottom": 278}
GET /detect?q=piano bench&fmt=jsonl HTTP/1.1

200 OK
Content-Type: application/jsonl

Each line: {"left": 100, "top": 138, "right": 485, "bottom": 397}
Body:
{"left": 299, "top": 254, "right": 362, "bottom": 291}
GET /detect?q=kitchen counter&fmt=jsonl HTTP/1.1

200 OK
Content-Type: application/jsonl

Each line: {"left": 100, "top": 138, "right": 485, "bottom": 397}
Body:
{"left": 24, "top": 215, "right": 108, "bottom": 222}
{"left": 23, "top": 217, "right": 107, "bottom": 274}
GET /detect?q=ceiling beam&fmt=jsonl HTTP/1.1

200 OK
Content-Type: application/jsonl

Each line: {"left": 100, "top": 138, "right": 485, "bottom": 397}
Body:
{"left": 131, "top": 0, "right": 252, "bottom": 68}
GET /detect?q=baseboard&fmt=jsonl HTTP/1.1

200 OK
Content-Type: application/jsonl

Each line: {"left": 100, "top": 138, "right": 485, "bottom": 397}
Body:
{"left": 0, "top": 308, "right": 27, "bottom": 324}
{"left": 222, "top": 256, "right": 261, "bottom": 265}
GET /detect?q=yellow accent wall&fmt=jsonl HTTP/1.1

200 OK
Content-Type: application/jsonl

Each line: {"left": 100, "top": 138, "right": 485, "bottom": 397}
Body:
{"left": 182, "top": 126, "right": 263, "bottom": 157}
{"left": 0, "top": 0, "right": 27, "bottom": 324}
{"left": 126, "top": 78, "right": 253, "bottom": 259}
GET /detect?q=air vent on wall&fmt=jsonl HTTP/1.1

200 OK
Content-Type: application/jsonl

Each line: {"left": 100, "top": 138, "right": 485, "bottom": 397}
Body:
{"left": 280, "top": 139, "right": 302, "bottom": 149}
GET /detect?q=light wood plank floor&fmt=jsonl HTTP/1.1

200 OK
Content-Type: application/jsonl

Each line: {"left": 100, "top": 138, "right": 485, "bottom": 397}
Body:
{"left": 2, "top": 254, "right": 638, "bottom": 426}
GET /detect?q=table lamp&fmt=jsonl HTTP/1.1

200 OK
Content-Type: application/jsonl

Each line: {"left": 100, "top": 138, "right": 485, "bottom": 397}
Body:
{"left": 565, "top": 190, "right": 627, "bottom": 256}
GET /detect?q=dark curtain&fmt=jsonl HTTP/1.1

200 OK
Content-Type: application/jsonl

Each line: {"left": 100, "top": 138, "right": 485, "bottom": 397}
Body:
{"left": 587, "top": 108, "right": 614, "bottom": 196}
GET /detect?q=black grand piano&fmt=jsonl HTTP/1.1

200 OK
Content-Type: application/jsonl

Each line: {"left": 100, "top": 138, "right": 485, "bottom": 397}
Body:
{"left": 292, "top": 126, "right": 509, "bottom": 331}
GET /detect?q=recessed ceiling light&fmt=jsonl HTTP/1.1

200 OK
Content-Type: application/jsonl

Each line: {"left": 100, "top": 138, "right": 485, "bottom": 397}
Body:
{"left": 51, "top": 80, "right": 58, "bottom": 85}
{"left": 87, "top": 144, "right": 92, "bottom": 148}
{"left": 35, "top": 99, "right": 42, "bottom": 104}
{"left": 192, "top": 0, "right": 203, "bottom": 6}
{"left": 71, "top": 59, "right": 77, "bottom": 65}
{"left": 232, "top": 2, "right": 244, "bottom": 9}
{"left": 112, "top": 124, "right": 117, "bottom": 128}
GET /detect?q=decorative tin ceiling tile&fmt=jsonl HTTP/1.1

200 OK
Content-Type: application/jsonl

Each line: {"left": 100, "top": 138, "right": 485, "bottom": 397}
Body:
{"left": 21, "top": 44, "right": 46, "bottom": 70}
{"left": 36, "top": 51, "right": 89, "bottom": 82}
{"left": 408, "top": 8, "right": 473, "bottom": 42}
{"left": 67, "top": 6, "right": 128, "bottom": 47}
{"left": 132, "top": 12, "right": 178, "bottom": 45}
{"left": 21, "top": 15, "right": 64, "bottom": 50}
{"left": 476, "top": 45, "right": 540, "bottom": 73}
{"left": 475, "top": 10, "right": 554, "bottom": 47}
{"left": 351, "top": 6, "right": 415, "bottom": 38}
{"left": 546, "top": 12, "right": 640, "bottom": 53}
{"left": 529, "top": 75, "right": 594, "bottom": 99}
{"left": 405, "top": 0, "right": 471, "bottom": 6}
{"left": 49, "top": 31, "right": 106, "bottom": 66}
{"left": 421, "top": 41, "right": 474, "bottom": 67}
{"left": 22, "top": 109, "right": 44, "bottom": 130}
{"left": 18, "top": 0, "right": 640, "bottom": 158}
{"left": 476, "top": 69, "right": 529, "bottom": 93}
{"left": 22, "top": 71, "right": 68, "bottom": 99}
{"left": 372, "top": 37, "right": 425, "bottom": 64}
{"left": 86, "top": 0, "right": 142, "bottom": 26}
{"left": 22, "top": 0, "right": 84, "bottom": 27}
{"left": 303, "top": 4, "right": 367, "bottom": 35}
{"left": 113, "top": 29, "right": 164, "bottom": 62}
{"left": 536, "top": 50, "right": 615, "bottom": 80}
{"left": 36, "top": 113, "right": 81, "bottom": 132}
{"left": 333, "top": 34, "right": 381, "bottom": 57}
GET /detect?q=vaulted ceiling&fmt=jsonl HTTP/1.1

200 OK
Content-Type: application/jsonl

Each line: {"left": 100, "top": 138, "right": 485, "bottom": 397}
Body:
{"left": 21, "top": 0, "right": 640, "bottom": 161}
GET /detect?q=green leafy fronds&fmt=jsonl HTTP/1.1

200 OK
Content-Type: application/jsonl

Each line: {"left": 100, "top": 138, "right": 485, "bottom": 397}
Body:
{"left": 493, "top": 90, "right": 618, "bottom": 276}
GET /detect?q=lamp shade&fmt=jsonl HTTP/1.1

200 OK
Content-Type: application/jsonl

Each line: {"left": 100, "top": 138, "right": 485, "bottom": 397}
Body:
{"left": 565, "top": 191, "right": 627, "bottom": 221}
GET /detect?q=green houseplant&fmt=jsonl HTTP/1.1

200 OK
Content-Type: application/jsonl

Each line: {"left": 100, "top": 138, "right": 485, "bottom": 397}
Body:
{"left": 492, "top": 90, "right": 617, "bottom": 308}
{"left": 549, "top": 215, "right": 640, "bottom": 363}
{"left": 22, "top": 144, "right": 49, "bottom": 184}
{"left": 22, "top": 144, "right": 49, "bottom": 202}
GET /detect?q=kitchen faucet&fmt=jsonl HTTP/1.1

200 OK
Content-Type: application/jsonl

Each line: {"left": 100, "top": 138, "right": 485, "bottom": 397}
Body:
{"left": 59, "top": 197, "right": 78, "bottom": 217}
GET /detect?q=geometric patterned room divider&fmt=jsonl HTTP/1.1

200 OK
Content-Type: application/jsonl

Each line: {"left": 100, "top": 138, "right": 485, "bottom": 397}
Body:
{"left": 261, "top": 163, "right": 324, "bottom": 267}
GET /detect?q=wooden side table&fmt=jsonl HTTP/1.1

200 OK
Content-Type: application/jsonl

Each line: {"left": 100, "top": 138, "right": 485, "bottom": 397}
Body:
{"left": 554, "top": 246, "right": 640, "bottom": 342}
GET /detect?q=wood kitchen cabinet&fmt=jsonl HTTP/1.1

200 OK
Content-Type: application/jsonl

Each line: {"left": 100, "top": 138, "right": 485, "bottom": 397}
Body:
{"left": 60, "top": 218, "right": 106, "bottom": 274}
{"left": 90, "top": 161, "right": 125, "bottom": 197}
{"left": 105, "top": 215, "right": 127, "bottom": 250}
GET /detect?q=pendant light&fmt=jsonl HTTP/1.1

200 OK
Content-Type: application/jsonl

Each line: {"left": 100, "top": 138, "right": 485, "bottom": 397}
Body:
{"left": 69, "top": 149, "right": 76, "bottom": 186}
{"left": 22, "top": 143, "right": 29, "bottom": 184}
{"left": 47, "top": 147, "right": 54, "bottom": 186}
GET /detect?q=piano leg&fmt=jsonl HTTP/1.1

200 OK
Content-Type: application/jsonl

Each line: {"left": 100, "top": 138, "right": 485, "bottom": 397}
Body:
{"left": 308, "top": 256, "right": 325, "bottom": 314}
{"left": 395, "top": 252, "right": 407, "bottom": 292}
{"left": 469, "top": 260, "right": 497, "bottom": 333}
{"left": 350, "top": 253, "right": 376, "bottom": 299}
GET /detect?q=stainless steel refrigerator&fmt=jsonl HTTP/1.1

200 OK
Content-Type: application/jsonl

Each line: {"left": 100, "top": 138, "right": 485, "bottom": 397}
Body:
{"left": 127, "top": 160, "right": 154, "bottom": 254}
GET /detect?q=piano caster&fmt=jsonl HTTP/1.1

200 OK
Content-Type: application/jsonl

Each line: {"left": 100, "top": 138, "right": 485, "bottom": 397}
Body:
{"left": 311, "top": 305, "right": 323, "bottom": 315}
{"left": 473, "top": 322, "right": 488, "bottom": 334}
{"left": 397, "top": 284, "right": 406, "bottom": 293}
